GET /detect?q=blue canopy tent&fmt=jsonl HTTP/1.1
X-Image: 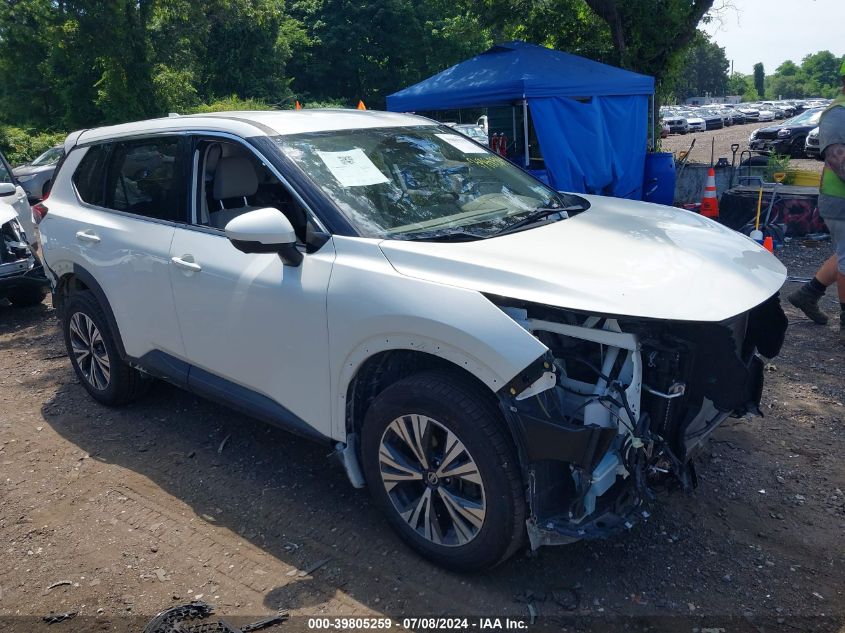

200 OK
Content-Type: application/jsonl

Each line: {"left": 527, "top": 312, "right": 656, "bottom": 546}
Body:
{"left": 386, "top": 41, "right": 655, "bottom": 199}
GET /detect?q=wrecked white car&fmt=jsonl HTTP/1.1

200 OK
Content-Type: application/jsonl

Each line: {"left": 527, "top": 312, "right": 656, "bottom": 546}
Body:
{"left": 39, "top": 110, "right": 787, "bottom": 571}
{"left": 0, "top": 160, "right": 48, "bottom": 307}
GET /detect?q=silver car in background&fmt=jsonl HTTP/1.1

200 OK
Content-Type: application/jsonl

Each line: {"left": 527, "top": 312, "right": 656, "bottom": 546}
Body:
{"left": 12, "top": 145, "right": 63, "bottom": 200}
{"left": 453, "top": 123, "right": 489, "bottom": 146}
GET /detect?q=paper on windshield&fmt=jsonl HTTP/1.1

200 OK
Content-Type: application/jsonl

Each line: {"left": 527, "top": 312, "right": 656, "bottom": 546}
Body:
{"left": 435, "top": 133, "right": 487, "bottom": 154}
{"left": 316, "top": 149, "right": 389, "bottom": 187}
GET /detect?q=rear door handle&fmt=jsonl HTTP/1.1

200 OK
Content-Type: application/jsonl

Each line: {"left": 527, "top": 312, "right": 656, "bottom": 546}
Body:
{"left": 171, "top": 256, "right": 202, "bottom": 273}
{"left": 75, "top": 230, "right": 101, "bottom": 244}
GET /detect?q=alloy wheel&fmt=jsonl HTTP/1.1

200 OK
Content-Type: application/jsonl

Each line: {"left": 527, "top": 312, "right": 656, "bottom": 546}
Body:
{"left": 378, "top": 414, "right": 486, "bottom": 547}
{"left": 68, "top": 312, "right": 111, "bottom": 391}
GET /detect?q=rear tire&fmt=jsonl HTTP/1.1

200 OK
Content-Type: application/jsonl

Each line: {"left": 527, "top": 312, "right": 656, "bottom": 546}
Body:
{"left": 6, "top": 285, "right": 47, "bottom": 307}
{"left": 62, "top": 290, "right": 150, "bottom": 406}
{"left": 360, "top": 370, "right": 525, "bottom": 571}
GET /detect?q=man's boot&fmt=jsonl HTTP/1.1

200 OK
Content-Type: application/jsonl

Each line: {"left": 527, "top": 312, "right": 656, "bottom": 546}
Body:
{"left": 788, "top": 284, "right": 829, "bottom": 325}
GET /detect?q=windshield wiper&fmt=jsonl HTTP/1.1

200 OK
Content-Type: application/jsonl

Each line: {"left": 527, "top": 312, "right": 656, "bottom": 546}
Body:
{"left": 494, "top": 205, "right": 583, "bottom": 236}
{"left": 399, "top": 228, "right": 487, "bottom": 242}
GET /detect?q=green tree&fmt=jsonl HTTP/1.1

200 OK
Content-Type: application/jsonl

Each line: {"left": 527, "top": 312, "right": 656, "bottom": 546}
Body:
{"left": 0, "top": 0, "right": 57, "bottom": 128}
{"left": 801, "top": 50, "right": 841, "bottom": 90}
{"left": 288, "top": 0, "right": 491, "bottom": 107}
{"left": 670, "top": 30, "right": 728, "bottom": 100}
{"left": 726, "top": 72, "right": 749, "bottom": 96}
{"left": 471, "top": 0, "right": 613, "bottom": 62}
{"left": 472, "top": 0, "right": 716, "bottom": 111}
{"left": 753, "top": 62, "right": 765, "bottom": 97}
{"left": 776, "top": 60, "right": 799, "bottom": 76}
{"left": 199, "top": 0, "right": 294, "bottom": 103}
{"left": 581, "top": 0, "right": 714, "bottom": 82}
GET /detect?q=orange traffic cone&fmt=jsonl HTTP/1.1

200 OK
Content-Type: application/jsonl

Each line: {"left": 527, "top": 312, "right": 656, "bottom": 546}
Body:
{"left": 763, "top": 236, "right": 774, "bottom": 252}
{"left": 700, "top": 167, "right": 719, "bottom": 219}
{"left": 357, "top": 100, "right": 367, "bottom": 110}
{"left": 295, "top": 100, "right": 302, "bottom": 110}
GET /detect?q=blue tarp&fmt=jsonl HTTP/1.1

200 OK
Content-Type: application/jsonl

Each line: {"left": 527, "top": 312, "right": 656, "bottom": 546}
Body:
{"left": 529, "top": 95, "right": 648, "bottom": 198}
{"left": 386, "top": 41, "right": 654, "bottom": 199}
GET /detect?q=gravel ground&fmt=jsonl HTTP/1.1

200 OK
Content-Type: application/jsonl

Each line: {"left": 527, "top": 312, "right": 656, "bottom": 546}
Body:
{"left": 661, "top": 120, "right": 823, "bottom": 174}
{"left": 1, "top": 242, "right": 844, "bottom": 633}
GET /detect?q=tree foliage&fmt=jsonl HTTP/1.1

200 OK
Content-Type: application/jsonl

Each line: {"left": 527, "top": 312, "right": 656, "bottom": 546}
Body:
{"left": 753, "top": 62, "right": 765, "bottom": 98}
{"left": 0, "top": 0, "right": 298, "bottom": 129}
{"left": 670, "top": 31, "right": 728, "bottom": 100}
{"left": 0, "top": 0, "right": 836, "bottom": 143}
{"left": 764, "top": 51, "right": 844, "bottom": 99}
{"left": 286, "top": 0, "right": 492, "bottom": 107}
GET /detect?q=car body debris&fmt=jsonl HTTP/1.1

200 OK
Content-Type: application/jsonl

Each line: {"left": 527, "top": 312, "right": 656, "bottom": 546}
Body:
{"left": 43, "top": 611, "right": 77, "bottom": 624}
{"left": 143, "top": 600, "right": 288, "bottom": 633}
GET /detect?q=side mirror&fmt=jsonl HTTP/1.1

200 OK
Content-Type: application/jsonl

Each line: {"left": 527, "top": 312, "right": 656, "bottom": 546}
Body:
{"left": 224, "top": 207, "right": 303, "bottom": 266}
{"left": 0, "top": 182, "right": 16, "bottom": 196}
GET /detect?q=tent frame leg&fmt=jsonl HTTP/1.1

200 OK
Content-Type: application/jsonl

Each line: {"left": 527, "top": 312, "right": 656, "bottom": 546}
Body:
{"left": 523, "top": 98, "right": 529, "bottom": 168}
{"left": 649, "top": 95, "right": 654, "bottom": 151}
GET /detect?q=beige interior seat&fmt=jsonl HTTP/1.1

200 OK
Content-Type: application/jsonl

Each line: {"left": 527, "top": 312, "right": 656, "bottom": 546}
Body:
{"left": 208, "top": 156, "right": 262, "bottom": 229}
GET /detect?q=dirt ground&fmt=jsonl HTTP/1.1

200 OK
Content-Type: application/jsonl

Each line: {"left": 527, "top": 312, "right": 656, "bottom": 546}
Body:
{"left": 1, "top": 242, "right": 844, "bottom": 633}
{"left": 661, "top": 120, "right": 823, "bottom": 174}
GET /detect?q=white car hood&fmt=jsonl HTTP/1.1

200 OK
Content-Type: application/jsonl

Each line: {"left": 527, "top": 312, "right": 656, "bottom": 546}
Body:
{"left": 0, "top": 204, "right": 18, "bottom": 225}
{"left": 378, "top": 195, "right": 786, "bottom": 322}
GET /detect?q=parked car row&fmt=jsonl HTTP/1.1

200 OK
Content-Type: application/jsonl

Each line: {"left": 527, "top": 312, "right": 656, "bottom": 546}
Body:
{"left": 12, "top": 145, "right": 63, "bottom": 201}
{"left": 659, "top": 98, "right": 823, "bottom": 136}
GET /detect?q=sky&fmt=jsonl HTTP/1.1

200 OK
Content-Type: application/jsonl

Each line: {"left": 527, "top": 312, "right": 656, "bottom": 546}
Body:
{"left": 703, "top": 0, "right": 843, "bottom": 75}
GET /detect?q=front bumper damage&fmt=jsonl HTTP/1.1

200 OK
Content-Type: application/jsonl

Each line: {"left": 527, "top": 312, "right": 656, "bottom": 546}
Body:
{"left": 0, "top": 217, "right": 47, "bottom": 293}
{"left": 493, "top": 294, "right": 788, "bottom": 549}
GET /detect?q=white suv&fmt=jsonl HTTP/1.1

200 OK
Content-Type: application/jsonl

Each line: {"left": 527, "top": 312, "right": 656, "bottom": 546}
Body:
{"left": 39, "top": 110, "right": 788, "bottom": 571}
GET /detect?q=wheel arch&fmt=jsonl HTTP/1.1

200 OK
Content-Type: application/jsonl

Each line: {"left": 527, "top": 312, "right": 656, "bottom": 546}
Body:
{"left": 344, "top": 348, "right": 497, "bottom": 435}
{"left": 54, "top": 264, "right": 127, "bottom": 360}
{"left": 340, "top": 345, "right": 535, "bottom": 489}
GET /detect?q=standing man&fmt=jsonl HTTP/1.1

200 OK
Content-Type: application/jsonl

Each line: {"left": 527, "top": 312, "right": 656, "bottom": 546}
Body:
{"left": 788, "top": 60, "right": 845, "bottom": 344}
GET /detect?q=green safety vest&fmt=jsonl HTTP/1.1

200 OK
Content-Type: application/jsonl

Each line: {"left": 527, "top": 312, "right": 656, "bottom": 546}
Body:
{"left": 821, "top": 94, "right": 845, "bottom": 199}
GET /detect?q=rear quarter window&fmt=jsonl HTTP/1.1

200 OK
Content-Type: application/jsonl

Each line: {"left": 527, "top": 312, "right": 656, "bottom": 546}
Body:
{"left": 72, "top": 144, "right": 109, "bottom": 207}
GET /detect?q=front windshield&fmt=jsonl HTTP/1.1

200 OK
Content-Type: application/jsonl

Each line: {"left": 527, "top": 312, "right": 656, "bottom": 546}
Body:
{"left": 784, "top": 109, "right": 822, "bottom": 127}
{"left": 275, "top": 125, "right": 584, "bottom": 239}
{"left": 31, "top": 146, "right": 63, "bottom": 166}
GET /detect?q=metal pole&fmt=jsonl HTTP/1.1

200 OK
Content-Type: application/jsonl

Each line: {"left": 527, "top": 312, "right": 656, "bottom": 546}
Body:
{"left": 522, "top": 98, "right": 529, "bottom": 168}
{"left": 649, "top": 95, "right": 654, "bottom": 151}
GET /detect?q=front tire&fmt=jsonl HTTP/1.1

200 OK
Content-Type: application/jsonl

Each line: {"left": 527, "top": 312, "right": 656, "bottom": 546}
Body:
{"left": 361, "top": 370, "right": 525, "bottom": 571}
{"left": 62, "top": 290, "right": 150, "bottom": 405}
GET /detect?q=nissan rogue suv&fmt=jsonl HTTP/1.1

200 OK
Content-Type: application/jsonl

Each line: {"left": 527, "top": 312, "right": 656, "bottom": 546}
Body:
{"left": 38, "top": 110, "right": 787, "bottom": 571}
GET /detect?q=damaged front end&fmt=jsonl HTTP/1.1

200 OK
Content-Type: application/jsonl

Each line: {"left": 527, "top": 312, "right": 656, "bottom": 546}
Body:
{"left": 0, "top": 214, "right": 47, "bottom": 297}
{"left": 493, "top": 295, "right": 787, "bottom": 549}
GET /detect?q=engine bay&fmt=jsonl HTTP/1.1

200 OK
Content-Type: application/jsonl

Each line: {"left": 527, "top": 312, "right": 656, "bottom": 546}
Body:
{"left": 494, "top": 295, "right": 788, "bottom": 547}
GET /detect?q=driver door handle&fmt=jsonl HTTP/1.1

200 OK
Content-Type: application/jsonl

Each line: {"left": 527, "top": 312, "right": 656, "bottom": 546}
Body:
{"left": 171, "top": 256, "right": 202, "bottom": 272}
{"left": 75, "top": 230, "right": 101, "bottom": 244}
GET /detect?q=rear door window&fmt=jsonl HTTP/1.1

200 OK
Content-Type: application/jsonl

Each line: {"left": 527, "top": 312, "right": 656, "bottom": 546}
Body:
{"left": 104, "top": 137, "right": 186, "bottom": 222}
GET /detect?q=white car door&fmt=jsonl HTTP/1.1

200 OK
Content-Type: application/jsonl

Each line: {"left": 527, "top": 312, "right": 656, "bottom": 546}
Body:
{"left": 49, "top": 138, "right": 187, "bottom": 360}
{"left": 167, "top": 137, "right": 336, "bottom": 438}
